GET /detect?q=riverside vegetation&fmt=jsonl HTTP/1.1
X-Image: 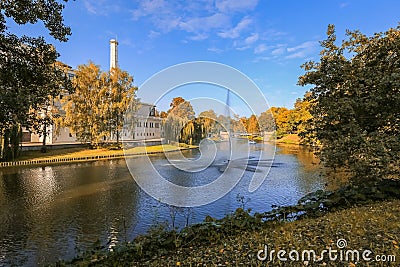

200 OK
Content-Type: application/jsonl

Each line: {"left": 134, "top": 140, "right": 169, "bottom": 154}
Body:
{"left": 54, "top": 179, "right": 400, "bottom": 266}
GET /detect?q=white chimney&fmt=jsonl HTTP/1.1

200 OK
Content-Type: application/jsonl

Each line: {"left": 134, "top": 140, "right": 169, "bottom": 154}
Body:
{"left": 110, "top": 39, "right": 118, "bottom": 70}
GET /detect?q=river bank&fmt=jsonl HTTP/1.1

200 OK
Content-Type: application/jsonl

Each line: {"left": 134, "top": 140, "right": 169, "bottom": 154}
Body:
{"left": 275, "top": 134, "right": 301, "bottom": 145}
{"left": 0, "top": 144, "right": 197, "bottom": 168}
{"left": 56, "top": 179, "right": 400, "bottom": 266}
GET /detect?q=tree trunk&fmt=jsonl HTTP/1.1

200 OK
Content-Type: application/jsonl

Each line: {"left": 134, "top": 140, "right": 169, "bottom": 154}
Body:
{"left": 41, "top": 123, "right": 47, "bottom": 153}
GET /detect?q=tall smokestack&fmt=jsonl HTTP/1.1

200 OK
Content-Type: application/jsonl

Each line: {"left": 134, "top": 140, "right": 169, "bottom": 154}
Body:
{"left": 110, "top": 39, "right": 118, "bottom": 70}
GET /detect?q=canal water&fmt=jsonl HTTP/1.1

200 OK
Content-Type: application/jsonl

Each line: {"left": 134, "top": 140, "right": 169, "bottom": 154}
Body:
{"left": 0, "top": 142, "right": 325, "bottom": 266}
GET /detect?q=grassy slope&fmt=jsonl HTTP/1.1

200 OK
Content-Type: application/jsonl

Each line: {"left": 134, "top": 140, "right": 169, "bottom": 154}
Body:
{"left": 119, "top": 200, "right": 400, "bottom": 266}
{"left": 62, "top": 200, "right": 400, "bottom": 266}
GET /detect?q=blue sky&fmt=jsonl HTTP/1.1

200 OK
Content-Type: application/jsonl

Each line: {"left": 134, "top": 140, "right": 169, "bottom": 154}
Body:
{"left": 8, "top": 0, "right": 400, "bottom": 115}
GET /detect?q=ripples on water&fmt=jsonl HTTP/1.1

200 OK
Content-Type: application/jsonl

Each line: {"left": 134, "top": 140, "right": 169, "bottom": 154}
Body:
{"left": 0, "top": 143, "right": 325, "bottom": 266}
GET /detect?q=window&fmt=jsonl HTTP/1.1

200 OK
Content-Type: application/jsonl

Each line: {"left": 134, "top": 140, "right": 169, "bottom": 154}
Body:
{"left": 149, "top": 106, "right": 156, "bottom": 116}
{"left": 155, "top": 123, "right": 159, "bottom": 128}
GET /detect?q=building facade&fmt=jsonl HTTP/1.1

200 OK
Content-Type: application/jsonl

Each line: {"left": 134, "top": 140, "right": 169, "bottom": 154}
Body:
{"left": 130, "top": 103, "right": 162, "bottom": 141}
{"left": 22, "top": 40, "right": 163, "bottom": 147}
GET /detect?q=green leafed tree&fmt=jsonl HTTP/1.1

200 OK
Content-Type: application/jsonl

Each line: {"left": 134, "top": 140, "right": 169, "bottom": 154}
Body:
{"left": 0, "top": 0, "right": 72, "bottom": 159}
{"left": 298, "top": 24, "right": 400, "bottom": 181}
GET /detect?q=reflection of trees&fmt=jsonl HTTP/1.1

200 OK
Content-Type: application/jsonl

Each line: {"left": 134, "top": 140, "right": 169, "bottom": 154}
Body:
{"left": 276, "top": 144, "right": 350, "bottom": 191}
{"left": 52, "top": 160, "right": 141, "bottom": 252}
{"left": 0, "top": 170, "right": 33, "bottom": 265}
{"left": 277, "top": 145, "right": 319, "bottom": 168}
{"left": 276, "top": 144, "right": 325, "bottom": 194}
{"left": 0, "top": 160, "right": 141, "bottom": 264}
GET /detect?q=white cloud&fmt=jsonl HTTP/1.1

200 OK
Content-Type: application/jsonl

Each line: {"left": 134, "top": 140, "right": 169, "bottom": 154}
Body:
{"left": 285, "top": 41, "right": 318, "bottom": 59}
{"left": 218, "top": 17, "right": 252, "bottom": 39}
{"left": 189, "top": 33, "right": 209, "bottom": 41}
{"left": 208, "top": 47, "right": 224, "bottom": 53}
{"left": 253, "top": 56, "right": 271, "bottom": 63}
{"left": 216, "top": 0, "right": 259, "bottom": 13}
{"left": 245, "top": 33, "right": 259, "bottom": 45}
{"left": 254, "top": 44, "right": 268, "bottom": 54}
{"left": 131, "top": 0, "right": 167, "bottom": 20}
{"left": 271, "top": 47, "right": 285, "bottom": 56}
{"left": 180, "top": 13, "right": 230, "bottom": 34}
{"left": 84, "top": 0, "right": 97, "bottom": 14}
{"left": 84, "top": 0, "right": 121, "bottom": 15}
{"left": 285, "top": 51, "right": 306, "bottom": 59}
{"left": 148, "top": 30, "right": 161, "bottom": 38}
{"left": 129, "top": 0, "right": 261, "bottom": 45}
{"left": 252, "top": 40, "right": 318, "bottom": 62}
{"left": 287, "top": 41, "right": 317, "bottom": 52}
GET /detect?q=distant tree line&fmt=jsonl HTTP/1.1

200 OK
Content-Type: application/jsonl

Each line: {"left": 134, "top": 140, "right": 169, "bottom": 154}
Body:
{"left": 161, "top": 96, "right": 312, "bottom": 145}
{"left": 258, "top": 96, "right": 312, "bottom": 140}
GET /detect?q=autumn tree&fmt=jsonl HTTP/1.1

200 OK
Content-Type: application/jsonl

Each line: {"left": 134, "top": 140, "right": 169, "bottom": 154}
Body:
{"left": 198, "top": 109, "right": 218, "bottom": 136}
{"left": 246, "top": 115, "right": 260, "bottom": 134}
{"left": 160, "top": 111, "right": 168, "bottom": 118}
{"left": 63, "top": 62, "right": 109, "bottom": 147}
{"left": 230, "top": 114, "right": 246, "bottom": 133}
{"left": 261, "top": 107, "right": 290, "bottom": 138}
{"left": 168, "top": 97, "right": 195, "bottom": 120}
{"left": 63, "top": 63, "right": 138, "bottom": 147}
{"left": 164, "top": 97, "right": 197, "bottom": 144}
{"left": 290, "top": 95, "right": 314, "bottom": 145}
{"left": 107, "top": 67, "right": 138, "bottom": 145}
{"left": 299, "top": 24, "right": 400, "bottom": 181}
{"left": 0, "top": 0, "right": 72, "bottom": 159}
{"left": 239, "top": 117, "right": 248, "bottom": 133}
{"left": 258, "top": 110, "right": 275, "bottom": 132}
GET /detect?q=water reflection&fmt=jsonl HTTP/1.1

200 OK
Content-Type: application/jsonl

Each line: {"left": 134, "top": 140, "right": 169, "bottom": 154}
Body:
{"left": 0, "top": 143, "right": 326, "bottom": 266}
{"left": 0, "top": 161, "right": 141, "bottom": 266}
